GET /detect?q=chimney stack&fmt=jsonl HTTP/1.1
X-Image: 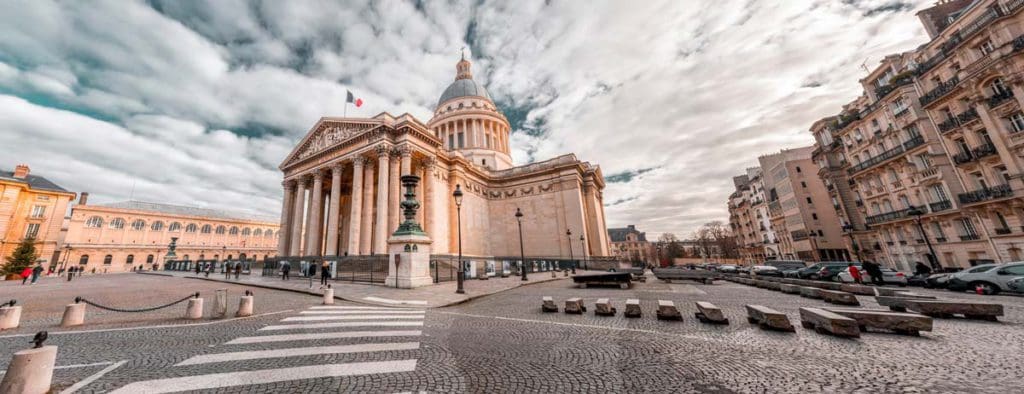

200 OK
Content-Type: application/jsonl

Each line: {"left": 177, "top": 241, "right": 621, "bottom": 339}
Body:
{"left": 79, "top": 192, "right": 89, "bottom": 205}
{"left": 12, "top": 164, "right": 29, "bottom": 179}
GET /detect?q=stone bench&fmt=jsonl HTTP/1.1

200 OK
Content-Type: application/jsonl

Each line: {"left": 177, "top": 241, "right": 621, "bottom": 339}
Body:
{"left": 564, "top": 298, "right": 586, "bottom": 314}
{"left": 652, "top": 269, "right": 717, "bottom": 284}
{"left": 799, "top": 307, "right": 860, "bottom": 338}
{"left": 624, "top": 299, "right": 642, "bottom": 318}
{"left": 873, "top": 288, "right": 931, "bottom": 297}
{"left": 656, "top": 300, "right": 682, "bottom": 321}
{"left": 572, "top": 272, "right": 632, "bottom": 289}
{"left": 764, "top": 281, "right": 782, "bottom": 291}
{"left": 901, "top": 300, "right": 1004, "bottom": 321}
{"left": 874, "top": 296, "right": 935, "bottom": 312}
{"left": 745, "top": 305, "right": 795, "bottom": 332}
{"left": 595, "top": 298, "right": 616, "bottom": 316}
{"left": 542, "top": 296, "right": 558, "bottom": 313}
{"left": 820, "top": 290, "right": 860, "bottom": 306}
{"left": 810, "top": 282, "right": 842, "bottom": 291}
{"left": 779, "top": 284, "right": 801, "bottom": 294}
{"left": 839, "top": 284, "right": 877, "bottom": 296}
{"left": 799, "top": 286, "right": 822, "bottom": 299}
{"left": 824, "top": 307, "right": 933, "bottom": 336}
{"left": 694, "top": 301, "right": 729, "bottom": 324}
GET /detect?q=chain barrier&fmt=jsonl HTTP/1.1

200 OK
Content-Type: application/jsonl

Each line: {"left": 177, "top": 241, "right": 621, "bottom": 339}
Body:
{"left": 74, "top": 292, "right": 199, "bottom": 313}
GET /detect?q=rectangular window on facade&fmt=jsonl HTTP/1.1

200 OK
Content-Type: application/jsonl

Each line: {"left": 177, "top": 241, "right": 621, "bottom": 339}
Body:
{"left": 979, "top": 39, "right": 996, "bottom": 55}
{"left": 448, "top": 134, "right": 454, "bottom": 149}
{"left": 931, "top": 184, "right": 948, "bottom": 202}
{"left": 931, "top": 222, "right": 945, "bottom": 239}
{"left": 30, "top": 205, "right": 46, "bottom": 218}
{"left": 1008, "top": 113, "right": 1024, "bottom": 133}
{"left": 960, "top": 218, "right": 978, "bottom": 236}
{"left": 805, "top": 197, "right": 812, "bottom": 204}
{"left": 25, "top": 223, "right": 40, "bottom": 238}
{"left": 996, "top": 166, "right": 1010, "bottom": 185}
{"left": 458, "top": 132, "right": 465, "bottom": 148}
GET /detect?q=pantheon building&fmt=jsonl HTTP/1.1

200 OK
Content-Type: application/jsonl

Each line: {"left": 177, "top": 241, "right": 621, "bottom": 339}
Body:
{"left": 276, "top": 57, "right": 611, "bottom": 274}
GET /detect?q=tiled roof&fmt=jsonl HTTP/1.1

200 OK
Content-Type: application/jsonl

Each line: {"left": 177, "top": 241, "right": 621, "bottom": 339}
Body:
{"left": 607, "top": 225, "right": 647, "bottom": 243}
{"left": 0, "top": 170, "right": 72, "bottom": 193}
{"left": 93, "top": 201, "right": 278, "bottom": 223}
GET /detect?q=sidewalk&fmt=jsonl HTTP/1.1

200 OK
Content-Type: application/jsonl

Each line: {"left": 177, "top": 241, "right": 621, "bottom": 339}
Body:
{"left": 143, "top": 269, "right": 591, "bottom": 308}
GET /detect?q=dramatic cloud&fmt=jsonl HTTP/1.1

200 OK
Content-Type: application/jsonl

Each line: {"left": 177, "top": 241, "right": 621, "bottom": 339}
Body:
{"left": 0, "top": 0, "right": 932, "bottom": 237}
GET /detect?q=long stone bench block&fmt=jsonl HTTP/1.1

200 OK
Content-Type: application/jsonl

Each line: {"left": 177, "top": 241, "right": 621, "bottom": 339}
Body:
{"left": 799, "top": 307, "right": 860, "bottom": 338}
{"left": 825, "top": 307, "right": 933, "bottom": 336}
{"left": 820, "top": 290, "right": 860, "bottom": 306}
{"left": 745, "top": 305, "right": 794, "bottom": 332}
{"left": 656, "top": 300, "right": 682, "bottom": 321}
{"left": 799, "top": 286, "right": 822, "bottom": 299}
{"left": 695, "top": 301, "right": 729, "bottom": 325}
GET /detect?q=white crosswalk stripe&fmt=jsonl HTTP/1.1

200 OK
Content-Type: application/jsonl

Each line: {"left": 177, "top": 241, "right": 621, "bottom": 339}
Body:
{"left": 108, "top": 304, "right": 429, "bottom": 392}
{"left": 225, "top": 330, "right": 422, "bottom": 345}
{"left": 261, "top": 321, "right": 425, "bottom": 331}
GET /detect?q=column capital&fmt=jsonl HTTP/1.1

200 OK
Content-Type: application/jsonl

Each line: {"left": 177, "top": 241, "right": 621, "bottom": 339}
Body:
{"left": 351, "top": 156, "right": 367, "bottom": 167}
{"left": 302, "top": 173, "right": 315, "bottom": 186}
{"left": 375, "top": 143, "right": 391, "bottom": 157}
{"left": 282, "top": 179, "right": 297, "bottom": 190}
{"left": 398, "top": 145, "right": 413, "bottom": 158}
{"left": 330, "top": 161, "right": 346, "bottom": 172}
{"left": 419, "top": 156, "right": 437, "bottom": 170}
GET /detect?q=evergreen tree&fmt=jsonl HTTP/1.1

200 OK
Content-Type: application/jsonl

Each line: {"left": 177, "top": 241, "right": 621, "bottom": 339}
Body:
{"left": 3, "top": 237, "right": 38, "bottom": 275}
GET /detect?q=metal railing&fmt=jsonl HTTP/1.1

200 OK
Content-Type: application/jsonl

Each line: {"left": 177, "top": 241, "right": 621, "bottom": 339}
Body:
{"left": 847, "top": 144, "right": 905, "bottom": 174}
{"left": 929, "top": 200, "right": 953, "bottom": 213}
{"left": 920, "top": 76, "right": 961, "bottom": 107}
{"left": 988, "top": 91, "right": 1015, "bottom": 108}
{"left": 865, "top": 207, "right": 915, "bottom": 225}
{"left": 958, "top": 184, "right": 1014, "bottom": 205}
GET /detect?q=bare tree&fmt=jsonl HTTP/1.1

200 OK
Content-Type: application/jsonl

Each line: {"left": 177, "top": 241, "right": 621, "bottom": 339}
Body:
{"left": 657, "top": 233, "right": 683, "bottom": 265}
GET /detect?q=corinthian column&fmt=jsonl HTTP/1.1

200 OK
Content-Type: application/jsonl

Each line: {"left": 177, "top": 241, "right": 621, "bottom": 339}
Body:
{"left": 374, "top": 145, "right": 391, "bottom": 254}
{"left": 347, "top": 157, "right": 365, "bottom": 255}
{"left": 277, "top": 180, "right": 295, "bottom": 256}
{"left": 423, "top": 157, "right": 437, "bottom": 241}
{"left": 325, "top": 163, "right": 343, "bottom": 256}
{"left": 305, "top": 170, "right": 325, "bottom": 256}
{"left": 290, "top": 176, "right": 308, "bottom": 256}
{"left": 360, "top": 159, "right": 375, "bottom": 255}
{"left": 388, "top": 149, "right": 401, "bottom": 236}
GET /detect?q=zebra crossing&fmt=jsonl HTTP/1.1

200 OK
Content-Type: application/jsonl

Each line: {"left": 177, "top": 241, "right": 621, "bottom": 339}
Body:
{"left": 109, "top": 304, "right": 427, "bottom": 393}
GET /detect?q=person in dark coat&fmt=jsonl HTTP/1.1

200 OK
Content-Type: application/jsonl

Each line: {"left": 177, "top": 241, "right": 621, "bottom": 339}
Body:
{"left": 225, "top": 263, "right": 232, "bottom": 279}
{"left": 862, "top": 260, "right": 884, "bottom": 286}
{"left": 234, "top": 261, "right": 242, "bottom": 279}
{"left": 31, "top": 264, "right": 44, "bottom": 284}
{"left": 281, "top": 262, "right": 291, "bottom": 281}
{"left": 320, "top": 261, "right": 331, "bottom": 286}
{"left": 914, "top": 261, "right": 933, "bottom": 276}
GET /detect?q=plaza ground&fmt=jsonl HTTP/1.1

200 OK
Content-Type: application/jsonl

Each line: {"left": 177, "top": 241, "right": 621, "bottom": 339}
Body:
{"left": 0, "top": 273, "right": 1021, "bottom": 392}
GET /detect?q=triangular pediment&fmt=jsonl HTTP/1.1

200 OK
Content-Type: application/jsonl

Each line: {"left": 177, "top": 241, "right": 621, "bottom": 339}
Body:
{"left": 279, "top": 118, "right": 385, "bottom": 170}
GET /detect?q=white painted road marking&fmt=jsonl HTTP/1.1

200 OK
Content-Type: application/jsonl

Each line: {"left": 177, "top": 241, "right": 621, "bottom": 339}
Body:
{"left": 60, "top": 360, "right": 127, "bottom": 394}
{"left": 226, "top": 330, "right": 423, "bottom": 344}
{"left": 281, "top": 315, "right": 425, "bottom": 322}
{"left": 299, "top": 310, "right": 426, "bottom": 315}
{"left": 309, "top": 305, "right": 423, "bottom": 310}
{"left": 261, "top": 321, "right": 425, "bottom": 331}
{"left": 363, "top": 296, "right": 429, "bottom": 305}
{"left": 110, "top": 360, "right": 418, "bottom": 394}
{"left": 176, "top": 342, "right": 420, "bottom": 366}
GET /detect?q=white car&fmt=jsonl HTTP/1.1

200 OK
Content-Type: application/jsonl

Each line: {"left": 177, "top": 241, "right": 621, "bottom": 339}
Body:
{"left": 947, "top": 262, "right": 1024, "bottom": 295}
{"left": 718, "top": 265, "right": 738, "bottom": 274}
{"left": 1007, "top": 277, "right": 1024, "bottom": 293}
{"left": 836, "top": 266, "right": 908, "bottom": 286}
{"left": 750, "top": 265, "right": 781, "bottom": 277}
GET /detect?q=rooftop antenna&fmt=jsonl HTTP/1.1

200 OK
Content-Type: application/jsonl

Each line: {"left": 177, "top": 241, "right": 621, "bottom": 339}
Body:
{"left": 128, "top": 177, "right": 137, "bottom": 201}
{"left": 860, "top": 57, "right": 870, "bottom": 73}
{"left": 461, "top": 46, "right": 466, "bottom": 60}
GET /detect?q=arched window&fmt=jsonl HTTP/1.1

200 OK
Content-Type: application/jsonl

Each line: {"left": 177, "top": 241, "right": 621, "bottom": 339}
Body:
{"left": 103, "top": 255, "right": 112, "bottom": 265}
{"left": 227, "top": 254, "right": 233, "bottom": 260}
{"left": 131, "top": 219, "right": 145, "bottom": 230}
{"left": 216, "top": 225, "right": 226, "bottom": 235}
{"left": 146, "top": 255, "right": 154, "bottom": 263}
{"left": 185, "top": 223, "right": 198, "bottom": 233}
{"left": 126, "top": 255, "right": 134, "bottom": 264}
{"left": 265, "top": 229, "right": 274, "bottom": 238}
{"left": 151, "top": 221, "right": 164, "bottom": 231}
{"left": 254, "top": 229, "right": 263, "bottom": 237}
{"left": 79, "top": 255, "right": 89, "bottom": 265}
{"left": 199, "top": 254, "right": 205, "bottom": 260}
{"left": 169, "top": 222, "right": 182, "bottom": 232}
{"left": 85, "top": 216, "right": 104, "bottom": 228}
{"left": 182, "top": 254, "right": 190, "bottom": 261}
{"left": 239, "top": 253, "right": 247, "bottom": 261}
{"left": 242, "top": 227, "right": 251, "bottom": 236}
{"left": 109, "top": 218, "right": 125, "bottom": 229}
{"left": 201, "top": 224, "right": 212, "bottom": 234}
{"left": 229, "top": 226, "right": 239, "bottom": 235}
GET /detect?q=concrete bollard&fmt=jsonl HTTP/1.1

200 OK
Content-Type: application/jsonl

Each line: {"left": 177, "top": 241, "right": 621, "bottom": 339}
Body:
{"left": 323, "top": 288, "right": 335, "bottom": 305}
{"left": 213, "top": 289, "right": 228, "bottom": 318}
{"left": 0, "top": 345, "right": 57, "bottom": 394}
{"left": 236, "top": 296, "right": 254, "bottom": 317}
{"left": 60, "top": 303, "right": 85, "bottom": 327}
{"left": 185, "top": 298, "right": 204, "bottom": 320}
{"left": 0, "top": 306, "right": 22, "bottom": 330}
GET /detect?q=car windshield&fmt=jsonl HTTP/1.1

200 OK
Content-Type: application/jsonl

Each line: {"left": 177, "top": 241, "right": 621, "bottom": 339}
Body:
{"left": 967, "top": 265, "right": 997, "bottom": 273}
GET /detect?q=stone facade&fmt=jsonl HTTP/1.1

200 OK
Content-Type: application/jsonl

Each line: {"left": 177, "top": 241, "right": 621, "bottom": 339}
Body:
{"left": 63, "top": 199, "right": 279, "bottom": 273}
{"left": 728, "top": 168, "right": 779, "bottom": 263}
{"left": 0, "top": 164, "right": 75, "bottom": 268}
{"left": 277, "top": 57, "right": 611, "bottom": 272}
{"left": 608, "top": 225, "right": 657, "bottom": 267}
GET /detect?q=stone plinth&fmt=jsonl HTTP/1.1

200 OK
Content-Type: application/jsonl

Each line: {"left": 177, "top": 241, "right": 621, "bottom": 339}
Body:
{"left": 385, "top": 233, "right": 434, "bottom": 289}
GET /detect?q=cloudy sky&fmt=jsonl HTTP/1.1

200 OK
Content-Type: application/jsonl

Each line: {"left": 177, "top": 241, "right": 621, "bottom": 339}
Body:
{"left": 0, "top": 0, "right": 934, "bottom": 237}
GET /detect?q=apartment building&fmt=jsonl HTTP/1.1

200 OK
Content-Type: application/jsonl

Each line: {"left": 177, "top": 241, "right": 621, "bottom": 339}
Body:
{"left": 728, "top": 168, "right": 778, "bottom": 263}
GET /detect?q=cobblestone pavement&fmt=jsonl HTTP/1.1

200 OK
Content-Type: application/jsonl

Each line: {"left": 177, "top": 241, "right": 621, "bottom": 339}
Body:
{"left": 1, "top": 273, "right": 1021, "bottom": 392}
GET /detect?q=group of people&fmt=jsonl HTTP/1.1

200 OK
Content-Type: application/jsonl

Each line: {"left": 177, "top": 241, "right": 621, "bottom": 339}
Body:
{"left": 845, "top": 261, "right": 883, "bottom": 285}
{"left": 193, "top": 261, "right": 245, "bottom": 279}
{"left": 278, "top": 261, "right": 332, "bottom": 286}
{"left": 18, "top": 264, "right": 45, "bottom": 285}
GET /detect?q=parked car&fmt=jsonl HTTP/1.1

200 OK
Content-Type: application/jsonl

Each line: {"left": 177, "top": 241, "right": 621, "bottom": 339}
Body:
{"left": 1007, "top": 277, "right": 1024, "bottom": 293}
{"left": 751, "top": 265, "right": 782, "bottom": 277}
{"left": 947, "top": 262, "right": 1024, "bottom": 295}
{"left": 765, "top": 260, "right": 805, "bottom": 277}
{"left": 836, "top": 267, "right": 907, "bottom": 286}
{"left": 718, "top": 264, "right": 738, "bottom": 274}
{"left": 737, "top": 266, "right": 751, "bottom": 274}
{"left": 794, "top": 262, "right": 853, "bottom": 281}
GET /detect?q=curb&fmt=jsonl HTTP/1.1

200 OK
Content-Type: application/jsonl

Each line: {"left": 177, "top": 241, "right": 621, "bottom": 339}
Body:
{"left": 142, "top": 272, "right": 573, "bottom": 309}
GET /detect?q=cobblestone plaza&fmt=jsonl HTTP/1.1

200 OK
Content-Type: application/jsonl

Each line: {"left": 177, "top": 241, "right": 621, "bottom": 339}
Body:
{"left": 0, "top": 273, "right": 1020, "bottom": 392}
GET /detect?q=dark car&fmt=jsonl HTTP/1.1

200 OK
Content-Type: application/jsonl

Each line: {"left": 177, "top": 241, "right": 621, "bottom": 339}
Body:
{"left": 765, "top": 260, "right": 806, "bottom": 278}
{"left": 796, "top": 262, "right": 855, "bottom": 281}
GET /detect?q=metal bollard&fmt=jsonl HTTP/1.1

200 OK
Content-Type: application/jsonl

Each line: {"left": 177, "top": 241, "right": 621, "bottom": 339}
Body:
{"left": 60, "top": 303, "right": 86, "bottom": 327}
{"left": 0, "top": 331, "right": 56, "bottom": 394}
{"left": 323, "top": 285, "right": 334, "bottom": 305}
{"left": 213, "top": 289, "right": 228, "bottom": 318}
{"left": 0, "top": 300, "right": 21, "bottom": 330}
{"left": 185, "top": 297, "right": 204, "bottom": 320}
{"left": 236, "top": 291, "right": 254, "bottom": 317}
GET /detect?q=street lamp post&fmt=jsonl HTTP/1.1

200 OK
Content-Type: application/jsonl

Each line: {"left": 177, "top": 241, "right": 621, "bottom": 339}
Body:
{"left": 566, "top": 229, "right": 575, "bottom": 274}
{"left": 60, "top": 245, "right": 71, "bottom": 272}
{"left": 842, "top": 224, "right": 862, "bottom": 262}
{"left": 516, "top": 208, "right": 527, "bottom": 281}
{"left": 579, "top": 234, "right": 586, "bottom": 271}
{"left": 453, "top": 184, "right": 465, "bottom": 294}
{"left": 908, "top": 206, "right": 940, "bottom": 271}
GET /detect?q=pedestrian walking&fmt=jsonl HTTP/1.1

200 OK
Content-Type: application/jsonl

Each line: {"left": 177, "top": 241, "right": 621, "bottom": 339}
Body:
{"left": 205, "top": 263, "right": 212, "bottom": 278}
{"left": 31, "top": 264, "right": 44, "bottom": 284}
{"left": 234, "top": 261, "right": 241, "bottom": 279}
{"left": 914, "top": 261, "right": 932, "bottom": 277}
{"left": 194, "top": 263, "right": 201, "bottom": 276}
{"left": 281, "top": 262, "right": 291, "bottom": 281}
{"left": 320, "top": 261, "right": 331, "bottom": 286}
{"left": 67, "top": 266, "right": 75, "bottom": 282}
{"left": 862, "top": 260, "right": 884, "bottom": 286}
{"left": 225, "top": 263, "right": 232, "bottom": 279}
{"left": 847, "top": 263, "right": 863, "bottom": 285}
{"left": 20, "top": 267, "right": 32, "bottom": 285}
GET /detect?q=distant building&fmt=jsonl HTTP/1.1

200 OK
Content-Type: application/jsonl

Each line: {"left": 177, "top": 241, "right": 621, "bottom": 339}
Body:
{"left": 608, "top": 225, "right": 657, "bottom": 267}
{"left": 62, "top": 197, "right": 280, "bottom": 273}
{"left": 0, "top": 164, "right": 76, "bottom": 267}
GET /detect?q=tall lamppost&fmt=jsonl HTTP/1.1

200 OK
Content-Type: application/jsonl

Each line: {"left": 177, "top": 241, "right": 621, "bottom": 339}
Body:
{"left": 516, "top": 208, "right": 527, "bottom": 281}
{"left": 579, "top": 234, "right": 586, "bottom": 272}
{"left": 907, "top": 206, "right": 940, "bottom": 271}
{"left": 60, "top": 244, "right": 71, "bottom": 272}
{"left": 841, "top": 224, "right": 862, "bottom": 262}
{"left": 566, "top": 229, "right": 575, "bottom": 274}
{"left": 453, "top": 184, "right": 465, "bottom": 294}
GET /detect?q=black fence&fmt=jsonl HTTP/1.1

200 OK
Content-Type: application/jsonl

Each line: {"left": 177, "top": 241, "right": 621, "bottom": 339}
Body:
{"left": 263, "top": 255, "right": 388, "bottom": 284}
{"left": 165, "top": 259, "right": 254, "bottom": 274}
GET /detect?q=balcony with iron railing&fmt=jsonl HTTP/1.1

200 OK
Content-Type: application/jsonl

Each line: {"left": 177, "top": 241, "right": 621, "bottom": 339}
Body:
{"left": 937, "top": 108, "right": 980, "bottom": 133}
{"left": 959, "top": 233, "right": 981, "bottom": 241}
{"left": 903, "top": 135, "right": 925, "bottom": 151}
{"left": 865, "top": 207, "right": 915, "bottom": 225}
{"left": 958, "top": 183, "right": 1014, "bottom": 205}
{"left": 995, "top": 227, "right": 1012, "bottom": 235}
{"left": 953, "top": 150, "right": 975, "bottom": 165}
{"left": 929, "top": 200, "right": 953, "bottom": 213}
{"left": 847, "top": 144, "right": 906, "bottom": 175}
{"left": 972, "top": 142, "right": 998, "bottom": 159}
{"left": 988, "top": 90, "right": 1015, "bottom": 108}
{"left": 920, "top": 76, "right": 961, "bottom": 107}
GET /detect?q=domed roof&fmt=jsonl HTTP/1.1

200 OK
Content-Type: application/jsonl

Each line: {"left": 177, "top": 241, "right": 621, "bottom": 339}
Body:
{"left": 437, "top": 78, "right": 491, "bottom": 107}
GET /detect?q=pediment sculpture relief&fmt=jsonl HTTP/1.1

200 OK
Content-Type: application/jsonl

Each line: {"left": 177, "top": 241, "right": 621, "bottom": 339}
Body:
{"left": 297, "top": 124, "right": 373, "bottom": 160}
